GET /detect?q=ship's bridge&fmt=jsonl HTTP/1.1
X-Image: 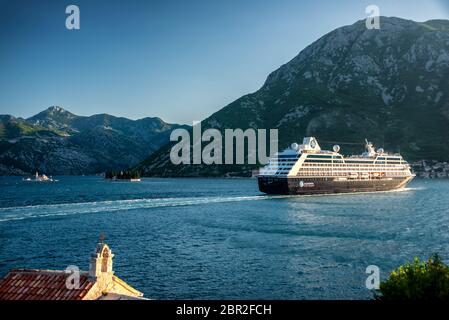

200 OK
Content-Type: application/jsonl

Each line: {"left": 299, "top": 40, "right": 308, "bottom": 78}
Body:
{"left": 259, "top": 137, "right": 321, "bottom": 176}
{"left": 258, "top": 147, "right": 300, "bottom": 176}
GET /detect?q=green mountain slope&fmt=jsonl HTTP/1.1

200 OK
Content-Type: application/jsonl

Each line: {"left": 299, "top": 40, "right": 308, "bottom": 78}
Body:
{"left": 0, "top": 115, "right": 59, "bottom": 139}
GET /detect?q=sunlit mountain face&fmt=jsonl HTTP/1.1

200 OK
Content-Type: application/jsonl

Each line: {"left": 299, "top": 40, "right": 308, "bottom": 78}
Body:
{"left": 137, "top": 17, "right": 449, "bottom": 177}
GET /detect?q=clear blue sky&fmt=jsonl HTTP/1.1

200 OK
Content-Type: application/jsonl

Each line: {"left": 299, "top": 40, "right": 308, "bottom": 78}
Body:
{"left": 0, "top": 0, "right": 448, "bottom": 124}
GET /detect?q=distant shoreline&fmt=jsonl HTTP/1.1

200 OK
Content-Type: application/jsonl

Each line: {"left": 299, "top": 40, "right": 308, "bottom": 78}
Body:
{"left": 0, "top": 174, "right": 256, "bottom": 180}
{"left": 0, "top": 174, "right": 446, "bottom": 180}
{"left": 2, "top": 158, "right": 449, "bottom": 179}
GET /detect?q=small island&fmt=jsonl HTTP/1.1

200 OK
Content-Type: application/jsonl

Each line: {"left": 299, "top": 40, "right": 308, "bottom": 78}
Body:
{"left": 105, "top": 170, "right": 141, "bottom": 182}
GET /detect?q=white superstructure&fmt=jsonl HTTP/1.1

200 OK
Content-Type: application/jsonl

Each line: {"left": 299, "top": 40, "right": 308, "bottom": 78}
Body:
{"left": 259, "top": 137, "right": 414, "bottom": 180}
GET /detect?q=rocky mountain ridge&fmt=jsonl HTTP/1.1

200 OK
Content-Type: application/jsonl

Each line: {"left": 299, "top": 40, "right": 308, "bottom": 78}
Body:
{"left": 0, "top": 106, "right": 186, "bottom": 175}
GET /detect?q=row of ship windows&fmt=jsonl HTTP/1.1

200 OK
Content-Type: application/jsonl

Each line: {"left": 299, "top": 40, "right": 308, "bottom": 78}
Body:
{"left": 264, "top": 169, "right": 408, "bottom": 174}
{"left": 300, "top": 165, "right": 406, "bottom": 169}
{"left": 300, "top": 168, "right": 407, "bottom": 172}
{"left": 303, "top": 155, "right": 402, "bottom": 160}
{"left": 271, "top": 160, "right": 405, "bottom": 164}
{"left": 302, "top": 163, "right": 406, "bottom": 168}
{"left": 296, "top": 172, "right": 409, "bottom": 177}
{"left": 263, "top": 168, "right": 409, "bottom": 173}
{"left": 274, "top": 158, "right": 404, "bottom": 162}
{"left": 274, "top": 154, "right": 402, "bottom": 159}
{"left": 268, "top": 165, "right": 406, "bottom": 170}
{"left": 270, "top": 161, "right": 405, "bottom": 166}
{"left": 299, "top": 168, "right": 407, "bottom": 172}
{"left": 261, "top": 172, "right": 409, "bottom": 177}
{"left": 303, "top": 160, "right": 404, "bottom": 164}
{"left": 297, "top": 169, "right": 408, "bottom": 173}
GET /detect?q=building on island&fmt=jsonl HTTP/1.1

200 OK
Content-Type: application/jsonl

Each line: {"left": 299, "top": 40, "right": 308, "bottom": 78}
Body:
{"left": 0, "top": 239, "right": 144, "bottom": 300}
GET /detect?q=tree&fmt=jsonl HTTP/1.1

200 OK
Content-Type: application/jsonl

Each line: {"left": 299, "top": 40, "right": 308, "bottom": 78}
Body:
{"left": 376, "top": 254, "right": 449, "bottom": 300}
{"left": 105, "top": 169, "right": 140, "bottom": 180}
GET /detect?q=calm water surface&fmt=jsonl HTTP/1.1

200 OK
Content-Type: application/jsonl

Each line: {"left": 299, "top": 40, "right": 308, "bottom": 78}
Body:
{"left": 0, "top": 176, "right": 448, "bottom": 299}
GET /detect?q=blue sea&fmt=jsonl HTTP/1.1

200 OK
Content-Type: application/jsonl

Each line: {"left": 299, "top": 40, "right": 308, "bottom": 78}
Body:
{"left": 0, "top": 176, "right": 448, "bottom": 299}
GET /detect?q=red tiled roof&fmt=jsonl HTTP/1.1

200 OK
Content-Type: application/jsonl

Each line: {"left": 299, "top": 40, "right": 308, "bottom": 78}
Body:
{"left": 0, "top": 269, "right": 94, "bottom": 300}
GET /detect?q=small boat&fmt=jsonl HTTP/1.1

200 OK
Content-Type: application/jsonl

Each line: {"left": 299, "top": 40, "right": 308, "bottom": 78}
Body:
{"left": 23, "top": 172, "right": 57, "bottom": 182}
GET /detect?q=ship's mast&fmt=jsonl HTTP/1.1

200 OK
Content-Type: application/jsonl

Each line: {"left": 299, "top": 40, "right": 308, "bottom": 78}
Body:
{"left": 364, "top": 139, "right": 376, "bottom": 157}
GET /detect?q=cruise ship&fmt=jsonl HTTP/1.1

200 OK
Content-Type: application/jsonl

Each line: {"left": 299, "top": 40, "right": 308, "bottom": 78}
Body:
{"left": 258, "top": 137, "right": 415, "bottom": 195}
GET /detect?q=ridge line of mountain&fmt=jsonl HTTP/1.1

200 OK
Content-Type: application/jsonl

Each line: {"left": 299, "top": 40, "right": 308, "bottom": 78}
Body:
{"left": 0, "top": 106, "right": 188, "bottom": 175}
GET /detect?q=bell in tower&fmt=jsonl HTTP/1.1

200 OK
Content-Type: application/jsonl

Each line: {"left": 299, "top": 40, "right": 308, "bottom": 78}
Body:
{"left": 89, "top": 234, "right": 114, "bottom": 280}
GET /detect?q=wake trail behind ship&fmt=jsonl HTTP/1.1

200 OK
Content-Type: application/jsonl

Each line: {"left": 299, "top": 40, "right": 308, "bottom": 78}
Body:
{"left": 0, "top": 195, "right": 291, "bottom": 222}
{"left": 0, "top": 187, "right": 416, "bottom": 223}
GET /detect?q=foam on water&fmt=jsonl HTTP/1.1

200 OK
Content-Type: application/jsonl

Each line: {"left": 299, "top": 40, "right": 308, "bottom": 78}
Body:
{"left": 0, "top": 195, "right": 294, "bottom": 222}
{"left": 0, "top": 187, "right": 418, "bottom": 222}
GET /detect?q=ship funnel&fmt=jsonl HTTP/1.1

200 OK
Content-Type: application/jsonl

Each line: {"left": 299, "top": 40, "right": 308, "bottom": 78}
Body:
{"left": 302, "top": 137, "right": 321, "bottom": 153}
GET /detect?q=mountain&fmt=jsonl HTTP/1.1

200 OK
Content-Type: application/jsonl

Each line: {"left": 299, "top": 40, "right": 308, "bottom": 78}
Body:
{"left": 0, "top": 115, "right": 58, "bottom": 139}
{"left": 0, "top": 107, "right": 186, "bottom": 175}
{"left": 27, "top": 106, "right": 78, "bottom": 133}
{"left": 26, "top": 106, "right": 177, "bottom": 147}
{"left": 136, "top": 17, "right": 449, "bottom": 177}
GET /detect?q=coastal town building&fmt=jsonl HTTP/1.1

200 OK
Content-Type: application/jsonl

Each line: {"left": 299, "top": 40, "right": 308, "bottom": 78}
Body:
{"left": 0, "top": 239, "right": 144, "bottom": 300}
{"left": 411, "top": 160, "right": 449, "bottom": 179}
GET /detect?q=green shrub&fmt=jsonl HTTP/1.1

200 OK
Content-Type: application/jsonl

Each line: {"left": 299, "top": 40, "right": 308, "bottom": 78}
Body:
{"left": 376, "top": 254, "right": 449, "bottom": 300}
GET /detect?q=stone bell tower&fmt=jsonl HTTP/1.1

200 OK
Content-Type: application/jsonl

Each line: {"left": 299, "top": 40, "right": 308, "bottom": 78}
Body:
{"left": 89, "top": 234, "right": 114, "bottom": 281}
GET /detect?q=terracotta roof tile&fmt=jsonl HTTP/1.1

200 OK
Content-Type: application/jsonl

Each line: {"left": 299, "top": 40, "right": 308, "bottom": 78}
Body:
{"left": 0, "top": 269, "right": 93, "bottom": 300}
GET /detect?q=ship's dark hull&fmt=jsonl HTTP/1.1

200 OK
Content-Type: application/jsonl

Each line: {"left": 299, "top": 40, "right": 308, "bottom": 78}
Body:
{"left": 258, "top": 176, "right": 414, "bottom": 195}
